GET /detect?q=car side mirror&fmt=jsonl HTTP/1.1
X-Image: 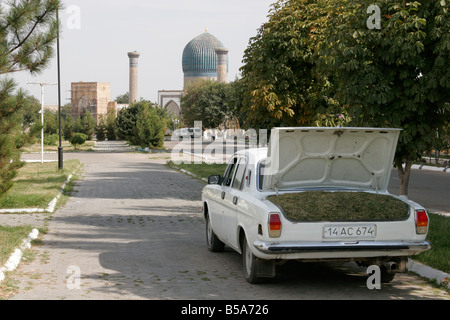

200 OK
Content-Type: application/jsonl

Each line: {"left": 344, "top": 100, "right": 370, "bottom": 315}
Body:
{"left": 208, "top": 175, "right": 222, "bottom": 185}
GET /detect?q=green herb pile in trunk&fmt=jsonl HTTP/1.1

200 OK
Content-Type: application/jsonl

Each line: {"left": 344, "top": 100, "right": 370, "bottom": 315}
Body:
{"left": 267, "top": 192, "right": 409, "bottom": 222}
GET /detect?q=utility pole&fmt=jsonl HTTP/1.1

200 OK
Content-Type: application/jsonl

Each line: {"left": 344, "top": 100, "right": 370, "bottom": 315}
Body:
{"left": 27, "top": 82, "right": 57, "bottom": 164}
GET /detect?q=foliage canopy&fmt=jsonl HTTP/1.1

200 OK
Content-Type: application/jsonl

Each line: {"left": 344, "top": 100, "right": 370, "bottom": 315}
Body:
{"left": 240, "top": 0, "right": 449, "bottom": 195}
{"left": 0, "top": 0, "right": 61, "bottom": 195}
{"left": 115, "top": 100, "right": 165, "bottom": 149}
{"left": 181, "top": 80, "right": 240, "bottom": 129}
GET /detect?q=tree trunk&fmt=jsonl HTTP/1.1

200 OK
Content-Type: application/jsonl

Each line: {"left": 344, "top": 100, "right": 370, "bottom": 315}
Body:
{"left": 396, "top": 158, "right": 412, "bottom": 196}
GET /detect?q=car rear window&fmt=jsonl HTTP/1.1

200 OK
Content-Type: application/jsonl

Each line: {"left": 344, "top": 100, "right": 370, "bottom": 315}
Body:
{"left": 257, "top": 160, "right": 266, "bottom": 191}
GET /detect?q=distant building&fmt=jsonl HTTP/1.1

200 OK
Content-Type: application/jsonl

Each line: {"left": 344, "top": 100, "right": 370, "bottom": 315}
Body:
{"left": 128, "top": 51, "right": 140, "bottom": 103}
{"left": 70, "top": 82, "right": 111, "bottom": 122}
{"left": 157, "top": 32, "right": 228, "bottom": 118}
{"left": 158, "top": 90, "right": 183, "bottom": 118}
{"left": 44, "top": 105, "right": 59, "bottom": 113}
{"left": 182, "top": 32, "right": 228, "bottom": 89}
{"left": 106, "top": 101, "right": 129, "bottom": 116}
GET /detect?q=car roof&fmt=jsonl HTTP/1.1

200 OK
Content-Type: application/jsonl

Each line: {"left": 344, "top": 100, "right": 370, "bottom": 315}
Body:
{"left": 235, "top": 147, "right": 268, "bottom": 163}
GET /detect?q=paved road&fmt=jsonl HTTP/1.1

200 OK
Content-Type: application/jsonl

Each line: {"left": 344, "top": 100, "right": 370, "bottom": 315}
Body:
{"left": 5, "top": 151, "right": 449, "bottom": 300}
{"left": 388, "top": 168, "right": 450, "bottom": 215}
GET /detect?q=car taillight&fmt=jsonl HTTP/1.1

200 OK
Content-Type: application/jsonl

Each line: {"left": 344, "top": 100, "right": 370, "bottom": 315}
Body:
{"left": 415, "top": 210, "right": 429, "bottom": 234}
{"left": 268, "top": 213, "right": 282, "bottom": 238}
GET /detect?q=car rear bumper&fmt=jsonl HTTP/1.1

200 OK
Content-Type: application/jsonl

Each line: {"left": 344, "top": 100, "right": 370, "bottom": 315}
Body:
{"left": 253, "top": 240, "right": 432, "bottom": 256}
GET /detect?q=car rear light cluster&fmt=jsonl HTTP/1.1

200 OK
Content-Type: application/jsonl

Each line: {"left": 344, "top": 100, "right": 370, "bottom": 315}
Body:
{"left": 415, "top": 210, "right": 429, "bottom": 234}
{"left": 268, "top": 213, "right": 282, "bottom": 238}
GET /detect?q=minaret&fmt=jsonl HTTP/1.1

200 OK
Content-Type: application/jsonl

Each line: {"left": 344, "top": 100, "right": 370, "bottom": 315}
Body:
{"left": 215, "top": 47, "right": 228, "bottom": 83}
{"left": 127, "top": 51, "right": 140, "bottom": 103}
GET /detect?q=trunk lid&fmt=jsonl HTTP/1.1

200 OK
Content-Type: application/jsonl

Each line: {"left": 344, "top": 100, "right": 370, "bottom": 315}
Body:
{"left": 263, "top": 127, "right": 401, "bottom": 192}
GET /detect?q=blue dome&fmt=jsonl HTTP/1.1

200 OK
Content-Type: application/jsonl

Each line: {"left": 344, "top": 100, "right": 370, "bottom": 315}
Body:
{"left": 182, "top": 32, "right": 227, "bottom": 78}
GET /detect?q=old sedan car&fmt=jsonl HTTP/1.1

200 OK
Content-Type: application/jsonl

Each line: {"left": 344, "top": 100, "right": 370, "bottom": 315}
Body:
{"left": 202, "top": 127, "right": 431, "bottom": 283}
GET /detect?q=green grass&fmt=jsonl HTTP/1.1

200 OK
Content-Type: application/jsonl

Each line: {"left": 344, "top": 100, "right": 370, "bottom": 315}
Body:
{"left": 0, "top": 225, "right": 34, "bottom": 265}
{"left": 415, "top": 213, "right": 450, "bottom": 274}
{"left": 268, "top": 191, "right": 409, "bottom": 222}
{"left": 0, "top": 160, "right": 80, "bottom": 209}
{"left": 167, "top": 161, "right": 227, "bottom": 181}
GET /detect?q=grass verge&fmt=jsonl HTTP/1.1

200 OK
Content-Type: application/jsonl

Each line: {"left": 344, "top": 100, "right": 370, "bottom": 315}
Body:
{"left": 0, "top": 226, "right": 34, "bottom": 266}
{"left": 0, "top": 160, "right": 80, "bottom": 210}
{"left": 415, "top": 213, "right": 449, "bottom": 274}
{"left": 21, "top": 141, "right": 95, "bottom": 152}
{"left": 167, "top": 161, "right": 227, "bottom": 181}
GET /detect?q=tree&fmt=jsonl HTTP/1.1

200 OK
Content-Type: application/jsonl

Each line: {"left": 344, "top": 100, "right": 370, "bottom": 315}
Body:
{"left": 240, "top": 0, "right": 334, "bottom": 129}
{"left": 115, "top": 100, "right": 165, "bottom": 147}
{"left": 18, "top": 94, "right": 41, "bottom": 146}
{"left": 0, "top": 0, "right": 60, "bottom": 195}
{"left": 62, "top": 113, "right": 74, "bottom": 140}
{"left": 316, "top": 0, "right": 450, "bottom": 195}
{"left": 59, "top": 103, "right": 73, "bottom": 140}
{"left": 115, "top": 92, "right": 129, "bottom": 104}
{"left": 43, "top": 109, "right": 57, "bottom": 134}
{"left": 240, "top": 0, "right": 449, "bottom": 195}
{"left": 72, "top": 116, "right": 83, "bottom": 135}
{"left": 115, "top": 101, "right": 147, "bottom": 142}
{"left": 96, "top": 114, "right": 107, "bottom": 141}
{"left": 21, "top": 95, "right": 41, "bottom": 126}
{"left": 136, "top": 106, "right": 164, "bottom": 149}
{"left": 72, "top": 112, "right": 95, "bottom": 140}
{"left": 82, "top": 110, "right": 96, "bottom": 140}
{"left": 105, "top": 108, "right": 117, "bottom": 141}
{"left": 181, "top": 80, "right": 235, "bottom": 129}
{"left": 96, "top": 109, "right": 116, "bottom": 141}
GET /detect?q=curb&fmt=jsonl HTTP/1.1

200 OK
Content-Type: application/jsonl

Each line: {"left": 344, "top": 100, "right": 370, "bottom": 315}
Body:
{"left": 0, "top": 229, "right": 39, "bottom": 283}
{"left": 178, "top": 168, "right": 208, "bottom": 183}
{"left": 412, "top": 164, "right": 449, "bottom": 173}
{"left": 409, "top": 259, "right": 450, "bottom": 290}
{"left": 0, "top": 165, "right": 79, "bottom": 284}
{"left": 167, "top": 162, "right": 208, "bottom": 183}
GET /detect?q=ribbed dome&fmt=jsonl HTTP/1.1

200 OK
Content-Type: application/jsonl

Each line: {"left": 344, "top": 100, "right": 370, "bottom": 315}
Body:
{"left": 182, "top": 32, "right": 227, "bottom": 77}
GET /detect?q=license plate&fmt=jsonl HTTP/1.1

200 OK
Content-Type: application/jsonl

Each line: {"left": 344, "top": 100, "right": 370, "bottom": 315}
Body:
{"left": 323, "top": 224, "right": 376, "bottom": 239}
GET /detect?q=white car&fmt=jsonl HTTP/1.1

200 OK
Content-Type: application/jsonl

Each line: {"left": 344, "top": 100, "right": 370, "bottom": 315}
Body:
{"left": 188, "top": 127, "right": 202, "bottom": 139}
{"left": 172, "top": 128, "right": 189, "bottom": 140}
{"left": 202, "top": 127, "right": 431, "bottom": 283}
{"left": 173, "top": 127, "right": 202, "bottom": 140}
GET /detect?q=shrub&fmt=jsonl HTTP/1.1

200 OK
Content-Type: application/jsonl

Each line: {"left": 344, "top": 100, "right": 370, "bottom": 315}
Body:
{"left": 115, "top": 100, "right": 165, "bottom": 148}
{"left": 69, "top": 133, "right": 88, "bottom": 149}
{"left": 136, "top": 106, "right": 164, "bottom": 149}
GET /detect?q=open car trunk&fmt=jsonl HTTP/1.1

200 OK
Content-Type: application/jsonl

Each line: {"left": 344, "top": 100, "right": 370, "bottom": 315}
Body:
{"left": 263, "top": 127, "right": 406, "bottom": 222}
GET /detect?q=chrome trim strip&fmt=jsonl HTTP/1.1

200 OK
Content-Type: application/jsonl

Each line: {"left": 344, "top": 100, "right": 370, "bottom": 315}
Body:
{"left": 253, "top": 240, "right": 432, "bottom": 254}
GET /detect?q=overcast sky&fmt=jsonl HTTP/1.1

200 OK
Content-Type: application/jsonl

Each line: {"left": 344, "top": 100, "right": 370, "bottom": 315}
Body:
{"left": 13, "top": 0, "right": 275, "bottom": 106}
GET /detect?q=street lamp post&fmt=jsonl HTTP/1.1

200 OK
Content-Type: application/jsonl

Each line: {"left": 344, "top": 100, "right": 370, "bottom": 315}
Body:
{"left": 56, "top": 4, "right": 63, "bottom": 170}
{"left": 28, "top": 82, "right": 57, "bottom": 164}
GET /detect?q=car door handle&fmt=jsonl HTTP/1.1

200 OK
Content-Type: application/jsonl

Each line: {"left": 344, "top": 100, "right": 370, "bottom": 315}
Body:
{"left": 221, "top": 191, "right": 226, "bottom": 200}
{"left": 233, "top": 196, "right": 238, "bottom": 205}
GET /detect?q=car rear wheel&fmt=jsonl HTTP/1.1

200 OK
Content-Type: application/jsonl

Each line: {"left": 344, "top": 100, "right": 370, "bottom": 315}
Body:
{"left": 242, "top": 237, "right": 266, "bottom": 284}
{"left": 206, "top": 215, "right": 224, "bottom": 252}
